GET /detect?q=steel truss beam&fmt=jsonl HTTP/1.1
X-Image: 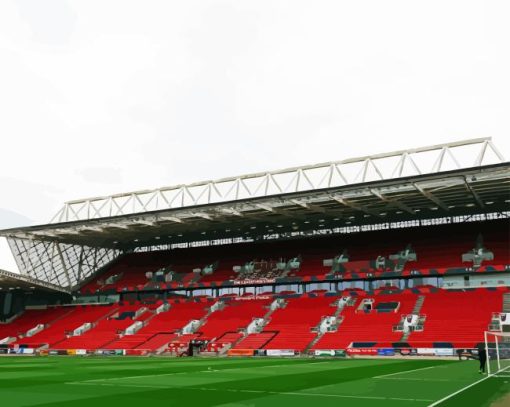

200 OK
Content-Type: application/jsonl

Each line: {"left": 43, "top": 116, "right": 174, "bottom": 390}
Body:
{"left": 412, "top": 182, "right": 449, "bottom": 211}
{"left": 370, "top": 189, "right": 416, "bottom": 215}
{"left": 50, "top": 138, "right": 505, "bottom": 223}
{"left": 463, "top": 176, "right": 485, "bottom": 209}
{"left": 330, "top": 194, "right": 381, "bottom": 217}
{"left": 255, "top": 203, "right": 304, "bottom": 220}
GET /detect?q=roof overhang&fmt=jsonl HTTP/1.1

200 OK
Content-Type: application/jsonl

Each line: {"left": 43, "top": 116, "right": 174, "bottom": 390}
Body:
{"left": 2, "top": 162, "right": 509, "bottom": 250}
{"left": 0, "top": 268, "right": 71, "bottom": 293}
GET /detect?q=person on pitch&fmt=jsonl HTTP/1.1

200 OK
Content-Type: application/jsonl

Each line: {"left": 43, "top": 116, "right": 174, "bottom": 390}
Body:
{"left": 477, "top": 343, "right": 487, "bottom": 374}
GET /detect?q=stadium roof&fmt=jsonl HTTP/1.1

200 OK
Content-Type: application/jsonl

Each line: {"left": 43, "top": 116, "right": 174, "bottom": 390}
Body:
{"left": 0, "top": 268, "right": 69, "bottom": 293}
{"left": 1, "top": 137, "right": 509, "bottom": 289}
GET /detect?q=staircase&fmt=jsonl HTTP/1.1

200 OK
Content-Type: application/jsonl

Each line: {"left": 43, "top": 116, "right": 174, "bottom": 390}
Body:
{"left": 503, "top": 293, "right": 510, "bottom": 313}
{"left": 400, "top": 314, "right": 426, "bottom": 342}
{"left": 235, "top": 299, "right": 284, "bottom": 344}
{"left": 263, "top": 299, "right": 286, "bottom": 322}
{"left": 137, "top": 309, "right": 158, "bottom": 325}
{"left": 412, "top": 296, "right": 426, "bottom": 314}
{"left": 305, "top": 316, "right": 342, "bottom": 352}
{"left": 229, "top": 328, "right": 251, "bottom": 350}
{"left": 214, "top": 331, "right": 245, "bottom": 355}
{"left": 231, "top": 300, "right": 286, "bottom": 350}
{"left": 191, "top": 301, "right": 225, "bottom": 334}
{"left": 401, "top": 328, "right": 411, "bottom": 342}
{"left": 305, "top": 331, "right": 325, "bottom": 352}
{"left": 400, "top": 296, "right": 426, "bottom": 341}
{"left": 304, "top": 299, "right": 346, "bottom": 353}
{"left": 488, "top": 313, "right": 501, "bottom": 332}
{"left": 189, "top": 272, "right": 203, "bottom": 284}
{"left": 333, "top": 297, "right": 351, "bottom": 318}
{"left": 150, "top": 334, "right": 180, "bottom": 354}
{"left": 0, "top": 336, "right": 16, "bottom": 345}
{"left": 134, "top": 307, "right": 148, "bottom": 319}
{"left": 501, "top": 294, "right": 510, "bottom": 343}
{"left": 485, "top": 293, "right": 510, "bottom": 337}
{"left": 229, "top": 311, "right": 273, "bottom": 350}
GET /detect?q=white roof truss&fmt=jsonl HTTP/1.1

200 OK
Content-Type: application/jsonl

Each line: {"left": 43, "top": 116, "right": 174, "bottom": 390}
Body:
{"left": 50, "top": 138, "right": 505, "bottom": 223}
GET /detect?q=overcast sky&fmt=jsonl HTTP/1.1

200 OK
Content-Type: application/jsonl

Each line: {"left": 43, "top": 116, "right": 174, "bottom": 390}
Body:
{"left": 0, "top": 0, "right": 509, "bottom": 271}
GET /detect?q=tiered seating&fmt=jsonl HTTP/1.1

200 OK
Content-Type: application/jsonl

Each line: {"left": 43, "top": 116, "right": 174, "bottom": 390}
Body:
{"left": 102, "top": 333, "right": 149, "bottom": 350}
{"left": 4, "top": 219, "right": 506, "bottom": 353}
{"left": 233, "top": 332, "right": 277, "bottom": 349}
{"left": 237, "top": 297, "right": 335, "bottom": 352}
{"left": 53, "top": 303, "right": 147, "bottom": 350}
{"left": 79, "top": 219, "right": 510, "bottom": 292}
{"left": 79, "top": 251, "right": 179, "bottom": 293}
{"left": 105, "top": 301, "right": 209, "bottom": 350}
{"left": 408, "top": 289, "right": 503, "bottom": 348}
{"left": 131, "top": 333, "right": 176, "bottom": 352}
{"left": 313, "top": 293, "right": 417, "bottom": 350}
{"left": 196, "top": 260, "right": 238, "bottom": 283}
{"left": 17, "top": 304, "right": 118, "bottom": 348}
{"left": 214, "top": 332, "right": 243, "bottom": 344}
{"left": 292, "top": 254, "right": 326, "bottom": 277}
{"left": 4, "top": 286, "right": 507, "bottom": 352}
{"left": 198, "top": 298, "right": 272, "bottom": 342}
{"left": 0, "top": 307, "right": 72, "bottom": 340}
{"left": 55, "top": 318, "right": 134, "bottom": 350}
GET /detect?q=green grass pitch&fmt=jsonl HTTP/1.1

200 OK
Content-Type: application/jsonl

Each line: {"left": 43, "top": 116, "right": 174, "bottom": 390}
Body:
{"left": 0, "top": 356, "right": 508, "bottom": 406}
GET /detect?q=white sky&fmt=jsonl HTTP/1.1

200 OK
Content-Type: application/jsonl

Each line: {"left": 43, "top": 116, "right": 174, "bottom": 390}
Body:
{"left": 0, "top": 0, "right": 509, "bottom": 272}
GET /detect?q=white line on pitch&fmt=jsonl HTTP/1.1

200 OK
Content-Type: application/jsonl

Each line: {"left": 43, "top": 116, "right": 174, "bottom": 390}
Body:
{"left": 428, "top": 365, "right": 510, "bottom": 407}
{"left": 271, "top": 391, "right": 433, "bottom": 402}
{"left": 376, "top": 377, "right": 466, "bottom": 382}
{"left": 373, "top": 365, "right": 437, "bottom": 379}
{"left": 71, "top": 371, "right": 190, "bottom": 383}
{"left": 72, "top": 361, "right": 333, "bottom": 383}
{"left": 64, "top": 382, "right": 433, "bottom": 402}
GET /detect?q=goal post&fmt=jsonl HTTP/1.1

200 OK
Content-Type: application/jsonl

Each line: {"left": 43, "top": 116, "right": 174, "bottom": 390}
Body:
{"left": 485, "top": 331, "right": 510, "bottom": 377}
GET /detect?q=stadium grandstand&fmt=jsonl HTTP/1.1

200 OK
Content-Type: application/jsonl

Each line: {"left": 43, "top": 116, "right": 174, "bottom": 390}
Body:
{"left": 0, "top": 137, "right": 509, "bottom": 405}
{"left": 0, "top": 136, "right": 508, "bottom": 354}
